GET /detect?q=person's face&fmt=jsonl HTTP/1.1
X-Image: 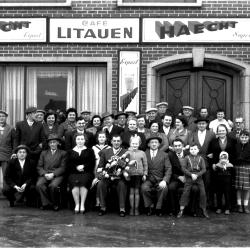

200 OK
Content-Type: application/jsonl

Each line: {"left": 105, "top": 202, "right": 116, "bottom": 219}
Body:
{"left": 240, "top": 134, "right": 249, "bottom": 144}
{"left": 173, "top": 141, "right": 183, "bottom": 154}
{"left": 183, "top": 109, "right": 192, "bottom": 117}
{"left": 117, "top": 115, "right": 127, "bottom": 126}
{"left": 111, "top": 136, "right": 122, "bottom": 149}
{"left": 28, "top": 112, "right": 37, "bottom": 121}
{"left": 148, "top": 111, "right": 157, "bottom": 120}
{"left": 0, "top": 113, "right": 7, "bottom": 124}
{"left": 76, "top": 135, "right": 86, "bottom": 147}
{"left": 150, "top": 123, "right": 159, "bottom": 133}
{"left": 175, "top": 119, "right": 184, "bottom": 129}
{"left": 130, "top": 139, "right": 140, "bottom": 150}
{"left": 197, "top": 121, "right": 207, "bottom": 131}
{"left": 200, "top": 108, "right": 208, "bottom": 117}
{"left": 76, "top": 120, "right": 85, "bottom": 131}
{"left": 217, "top": 126, "right": 227, "bottom": 138}
{"left": 46, "top": 115, "right": 56, "bottom": 126}
{"left": 103, "top": 116, "right": 113, "bottom": 127}
{"left": 137, "top": 117, "right": 145, "bottom": 128}
{"left": 17, "top": 149, "right": 27, "bottom": 161}
{"left": 162, "top": 115, "right": 172, "bottom": 127}
{"left": 67, "top": 112, "right": 76, "bottom": 122}
{"left": 158, "top": 105, "right": 167, "bottom": 114}
{"left": 49, "top": 140, "right": 59, "bottom": 150}
{"left": 93, "top": 117, "right": 101, "bottom": 127}
{"left": 128, "top": 120, "right": 137, "bottom": 131}
{"left": 190, "top": 146, "right": 199, "bottom": 156}
{"left": 217, "top": 112, "right": 225, "bottom": 120}
{"left": 81, "top": 113, "right": 90, "bottom": 122}
{"left": 98, "top": 134, "right": 107, "bottom": 145}
{"left": 235, "top": 118, "right": 244, "bottom": 130}
{"left": 36, "top": 112, "right": 44, "bottom": 122}
{"left": 148, "top": 139, "right": 160, "bottom": 150}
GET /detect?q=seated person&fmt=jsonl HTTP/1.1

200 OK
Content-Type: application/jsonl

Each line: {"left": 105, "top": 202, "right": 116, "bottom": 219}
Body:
{"left": 36, "top": 134, "right": 67, "bottom": 211}
{"left": 3, "top": 145, "right": 37, "bottom": 207}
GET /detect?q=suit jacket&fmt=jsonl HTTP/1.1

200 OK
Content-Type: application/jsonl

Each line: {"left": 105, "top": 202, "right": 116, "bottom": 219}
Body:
{"left": 103, "top": 125, "right": 124, "bottom": 144}
{"left": 37, "top": 149, "right": 67, "bottom": 177}
{"left": 4, "top": 158, "right": 36, "bottom": 188}
{"left": 145, "top": 149, "right": 172, "bottom": 184}
{"left": 0, "top": 124, "right": 15, "bottom": 161}
{"left": 14, "top": 120, "right": 46, "bottom": 156}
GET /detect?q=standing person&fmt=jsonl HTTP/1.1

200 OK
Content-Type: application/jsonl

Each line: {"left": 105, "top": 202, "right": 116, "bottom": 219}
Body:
{"left": 198, "top": 107, "right": 213, "bottom": 126}
{"left": 228, "top": 117, "right": 245, "bottom": 140}
{"left": 145, "top": 108, "right": 158, "bottom": 128}
{"left": 209, "top": 109, "right": 232, "bottom": 134}
{"left": 80, "top": 110, "right": 92, "bottom": 129}
{"left": 181, "top": 106, "right": 197, "bottom": 132}
{"left": 155, "top": 102, "right": 173, "bottom": 124}
{"left": 177, "top": 144, "right": 209, "bottom": 218}
{"left": 125, "top": 111, "right": 137, "bottom": 119}
{"left": 136, "top": 114, "right": 149, "bottom": 134}
{"left": 86, "top": 115, "right": 102, "bottom": 136}
{"left": 14, "top": 107, "right": 46, "bottom": 163}
{"left": 159, "top": 114, "right": 173, "bottom": 136}
{"left": 115, "top": 111, "right": 128, "bottom": 129}
{"left": 126, "top": 135, "right": 148, "bottom": 216}
{"left": 0, "top": 110, "right": 15, "bottom": 192}
{"left": 68, "top": 133, "right": 95, "bottom": 214}
{"left": 36, "top": 134, "right": 67, "bottom": 211}
{"left": 35, "top": 109, "right": 46, "bottom": 124}
{"left": 141, "top": 136, "right": 172, "bottom": 216}
{"left": 3, "top": 145, "right": 36, "bottom": 207}
{"left": 234, "top": 130, "right": 250, "bottom": 213}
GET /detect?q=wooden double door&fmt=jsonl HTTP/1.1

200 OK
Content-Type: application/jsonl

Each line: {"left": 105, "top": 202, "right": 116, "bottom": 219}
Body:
{"left": 160, "top": 70, "right": 233, "bottom": 118}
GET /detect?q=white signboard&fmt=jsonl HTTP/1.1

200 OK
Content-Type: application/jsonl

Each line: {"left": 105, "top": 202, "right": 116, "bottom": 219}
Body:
{"left": 50, "top": 19, "right": 140, "bottom": 43}
{"left": 0, "top": 18, "right": 46, "bottom": 42}
{"left": 119, "top": 51, "right": 140, "bottom": 113}
{"left": 143, "top": 18, "right": 250, "bottom": 43}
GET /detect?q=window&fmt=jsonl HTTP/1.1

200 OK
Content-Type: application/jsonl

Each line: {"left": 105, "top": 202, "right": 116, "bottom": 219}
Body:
{"left": 117, "top": 0, "right": 202, "bottom": 7}
{"left": 0, "top": 65, "right": 107, "bottom": 126}
{"left": 0, "top": 0, "right": 71, "bottom": 7}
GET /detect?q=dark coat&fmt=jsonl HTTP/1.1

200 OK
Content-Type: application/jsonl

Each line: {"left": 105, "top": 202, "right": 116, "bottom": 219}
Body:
{"left": 102, "top": 125, "right": 124, "bottom": 144}
{"left": 4, "top": 158, "right": 36, "bottom": 188}
{"left": 235, "top": 141, "right": 250, "bottom": 165}
{"left": 121, "top": 129, "right": 146, "bottom": 151}
{"left": 0, "top": 124, "right": 15, "bottom": 161}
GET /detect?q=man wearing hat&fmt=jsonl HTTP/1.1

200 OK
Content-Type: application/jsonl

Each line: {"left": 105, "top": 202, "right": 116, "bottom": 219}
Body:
{"left": 80, "top": 110, "right": 92, "bottom": 129}
{"left": 35, "top": 109, "right": 46, "bottom": 124}
{"left": 36, "top": 134, "right": 67, "bottom": 211}
{"left": 14, "top": 107, "right": 46, "bottom": 163}
{"left": 101, "top": 112, "right": 124, "bottom": 144}
{"left": 0, "top": 110, "right": 15, "bottom": 193}
{"left": 125, "top": 110, "right": 137, "bottom": 119}
{"left": 155, "top": 102, "right": 173, "bottom": 123}
{"left": 141, "top": 136, "right": 172, "bottom": 216}
{"left": 181, "top": 106, "right": 197, "bottom": 132}
{"left": 115, "top": 111, "right": 128, "bottom": 129}
{"left": 145, "top": 108, "right": 158, "bottom": 128}
{"left": 3, "top": 145, "right": 37, "bottom": 207}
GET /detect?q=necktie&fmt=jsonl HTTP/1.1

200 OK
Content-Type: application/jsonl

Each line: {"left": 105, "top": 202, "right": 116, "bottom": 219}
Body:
{"left": 151, "top": 151, "right": 155, "bottom": 161}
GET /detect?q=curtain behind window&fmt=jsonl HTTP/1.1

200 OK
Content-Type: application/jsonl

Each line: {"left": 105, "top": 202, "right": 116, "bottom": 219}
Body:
{"left": 0, "top": 66, "right": 24, "bottom": 126}
{"left": 77, "top": 67, "right": 107, "bottom": 115}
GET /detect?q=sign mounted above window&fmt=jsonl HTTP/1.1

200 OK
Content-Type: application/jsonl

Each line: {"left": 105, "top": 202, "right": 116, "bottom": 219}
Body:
{"left": 0, "top": 0, "right": 71, "bottom": 7}
{"left": 142, "top": 18, "right": 250, "bottom": 43}
{"left": 50, "top": 19, "right": 140, "bottom": 43}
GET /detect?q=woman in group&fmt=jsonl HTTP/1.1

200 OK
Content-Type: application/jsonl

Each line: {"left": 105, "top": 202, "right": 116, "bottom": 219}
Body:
{"left": 68, "top": 133, "right": 95, "bottom": 214}
{"left": 168, "top": 116, "right": 191, "bottom": 151}
{"left": 86, "top": 115, "right": 102, "bottom": 136}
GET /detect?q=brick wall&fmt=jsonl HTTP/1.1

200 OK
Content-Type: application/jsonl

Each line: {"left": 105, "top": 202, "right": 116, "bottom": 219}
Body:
{"left": 0, "top": 0, "right": 250, "bottom": 113}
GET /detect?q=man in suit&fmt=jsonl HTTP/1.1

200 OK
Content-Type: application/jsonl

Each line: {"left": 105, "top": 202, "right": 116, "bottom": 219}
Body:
{"left": 14, "top": 107, "right": 46, "bottom": 163}
{"left": 155, "top": 102, "right": 173, "bottom": 126}
{"left": 228, "top": 117, "right": 245, "bottom": 140}
{"left": 36, "top": 134, "right": 67, "bottom": 211}
{"left": 96, "top": 134, "right": 128, "bottom": 217}
{"left": 141, "top": 136, "right": 172, "bottom": 216}
{"left": 3, "top": 145, "right": 36, "bottom": 207}
{"left": 181, "top": 106, "right": 197, "bottom": 132}
{"left": 159, "top": 114, "right": 173, "bottom": 137}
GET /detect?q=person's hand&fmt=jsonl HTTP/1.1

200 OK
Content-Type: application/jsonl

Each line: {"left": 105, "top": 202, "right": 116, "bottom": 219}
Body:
{"left": 168, "top": 146, "right": 174, "bottom": 151}
{"left": 191, "top": 174, "right": 197, "bottom": 181}
{"left": 178, "top": 176, "right": 185, "bottom": 183}
{"left": 14, "top": 185, "right": 22, "bottom": 192}
{"left": 76, "top": 165, "right": 84, "bottom": 172}
{"left": 39, "top": 143, "right": 43, "bottom": 148}
{"left": 207, "top": 153, "right": 213, "bottom": 159}
{"left": 45, "top": 173, "right": 54, "bottom": 180}
{"left": 11, "top": 154, "right": 17, "bottom": 159}
{"left": 212, "top": 164, "right": 217, "bottom": 171}
{"left": 142, "top": 175, "right": 147, "bottom": 182}
{"left": 20, "top": 183, "right": 27, "bottom": 192}
{"left": 158, "top": 180, "right": 167, "bottom": 189}
{"left": 185, "top": 145, "right": 190, "bottom": 150}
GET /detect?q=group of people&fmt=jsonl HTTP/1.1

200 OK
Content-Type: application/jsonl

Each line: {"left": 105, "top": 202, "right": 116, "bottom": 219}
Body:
{"left": 0, "top": 102, "right": 249, "bottom": 219}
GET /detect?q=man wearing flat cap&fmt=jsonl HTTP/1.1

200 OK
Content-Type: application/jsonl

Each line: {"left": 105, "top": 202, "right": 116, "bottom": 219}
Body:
{"left": 145, "top": 108, "right": 158, "bottom": 128}
{"left": 35, "top": 109, "right": 46, "bottom": 124}
{"left": 141, "top": 136, "right": 172, "bottom": 216}
{"left": 36, "top": 134, "right": 67, "bottom": 211}
{"left": 14, "top": 107, "right": 46, "bottom": 163}
{"left": 155, "top": 102, "right": 173, "bottom": 123}
{"left": 0, "top": 110, "right": 15, "bottom": 193}
{"left": 80, "top": 110, "right": 92, "bottom": 129}
{"left": 181, "top": 106, "right": 197, "bottom": 132}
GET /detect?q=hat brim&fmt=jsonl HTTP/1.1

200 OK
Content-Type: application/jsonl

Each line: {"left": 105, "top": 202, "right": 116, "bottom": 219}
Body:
{"left": 194, "top": 118, "right": 209, "bottom": 124}
{"left": 14, "top": 145, "right": 30, "bottom": 154}
{"left": 101, "top": 114, "right": 114, "bottom": 122}
{"left": 146, "top": 136, "right": 162, "bottom": 144}
{"left": 0, "top": 111, "right": 8, "bottom": 116}
{"left": 47, "top": 137, "right": 62, "bottom": 143}
{"left": 114, "top": 113, "right": 128, "bottom": 119}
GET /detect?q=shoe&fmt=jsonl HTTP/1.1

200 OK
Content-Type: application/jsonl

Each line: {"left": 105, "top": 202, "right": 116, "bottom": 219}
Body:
{"left": 244, "top": 206, "right": 250, "bottom": 214}
{"left": 238, "top": 205, "right": 243, "bottom": 213}
{"left": 216, "top": 209, "right": 222, "bottom": 214}
{"left": 156, "top": 209, "right": 163, "bottom": 217}
{"left": 80, "top": 209, "right": 85, "bottom": 214}
{"left": 9, "top": 201, "right": 14, "bottom": 207}
{"left": 98, "top": 209, "right": 106, "bottom": 216}
{"left": 74, "top": 210, "right": 79, "bottom": 214}
{"left": 53, "top": 205, "right": 59, "bottom": 211}
{"left": 40, "top": 204, "right": 51, "bottom": 210}
{"left": 224, "top": 210, "right": 230, "bottom": 215}
{"left": 146, "top": 207, "right": 152, "bottom": 216}
{"left": 177, "top": 210, "right": 183, "bottom": 218}
{"left": 202, "top": 209, "right": 209, "bottom": 219}
{"left": 119, "top": 211, "right": 126, "bottom": 217}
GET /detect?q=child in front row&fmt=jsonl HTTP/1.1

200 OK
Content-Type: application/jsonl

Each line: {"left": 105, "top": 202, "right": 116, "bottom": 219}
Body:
{"left": 177, "top": 144, "right": 209, "bottom": 218}
{"left": 126, "top": 135, "right": 148, "bottom": 216}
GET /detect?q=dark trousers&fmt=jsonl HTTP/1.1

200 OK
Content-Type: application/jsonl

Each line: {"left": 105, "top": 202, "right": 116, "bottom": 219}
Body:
{"left": 97, "top": 178, "right": 128, "bottom": 210}
{"left": 215, "top": 174, "right": 231, "bottom": 210}
{"left": 141, "top": 180, "right": 168, "bottom": 210}
{"left": 36, "top": 176, "right": 64, "bottom": 206}
{"left": 180, "top": 178, "right": 207, "bottom": 210}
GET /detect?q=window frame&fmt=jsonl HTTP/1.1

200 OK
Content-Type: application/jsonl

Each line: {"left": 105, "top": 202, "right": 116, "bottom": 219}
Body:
{"left": 0, "top": 0, "right": 72, "bottom": 7}
{"left": 117, "top": 0, "right": 202, "bottom": 7}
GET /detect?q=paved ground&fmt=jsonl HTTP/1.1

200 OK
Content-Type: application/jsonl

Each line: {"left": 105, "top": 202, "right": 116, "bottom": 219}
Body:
{"left": 0, "top": 199, "right": 249, "bottom": 247}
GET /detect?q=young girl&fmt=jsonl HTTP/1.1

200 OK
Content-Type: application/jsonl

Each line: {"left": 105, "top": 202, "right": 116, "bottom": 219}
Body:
{"left": 126, "top": 135, "right": 148, "bottom": 216}
{"left": 92, "top": 131, "right": 111, "bottom": 207}
{"left": 177, "top": 144, "right": 209, "bottom": 218}
{"left": 234, "top": 130, "right": 250, "bottom": 213}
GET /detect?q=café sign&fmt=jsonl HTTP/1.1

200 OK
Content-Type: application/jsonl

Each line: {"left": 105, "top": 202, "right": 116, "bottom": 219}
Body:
{"left": 0, "top": 18, "right": 46, "bottom": 42}
{"left": 142, "top": 18, "right": 250, "bottom": 43}
{"left": 50, "top": 19, "right": 140, "bottom": 43}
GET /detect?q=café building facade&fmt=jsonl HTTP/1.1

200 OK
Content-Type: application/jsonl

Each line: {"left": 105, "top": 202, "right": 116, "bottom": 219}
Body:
{"left": 0, "top": 0, "right": 250, "bottom": 128}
